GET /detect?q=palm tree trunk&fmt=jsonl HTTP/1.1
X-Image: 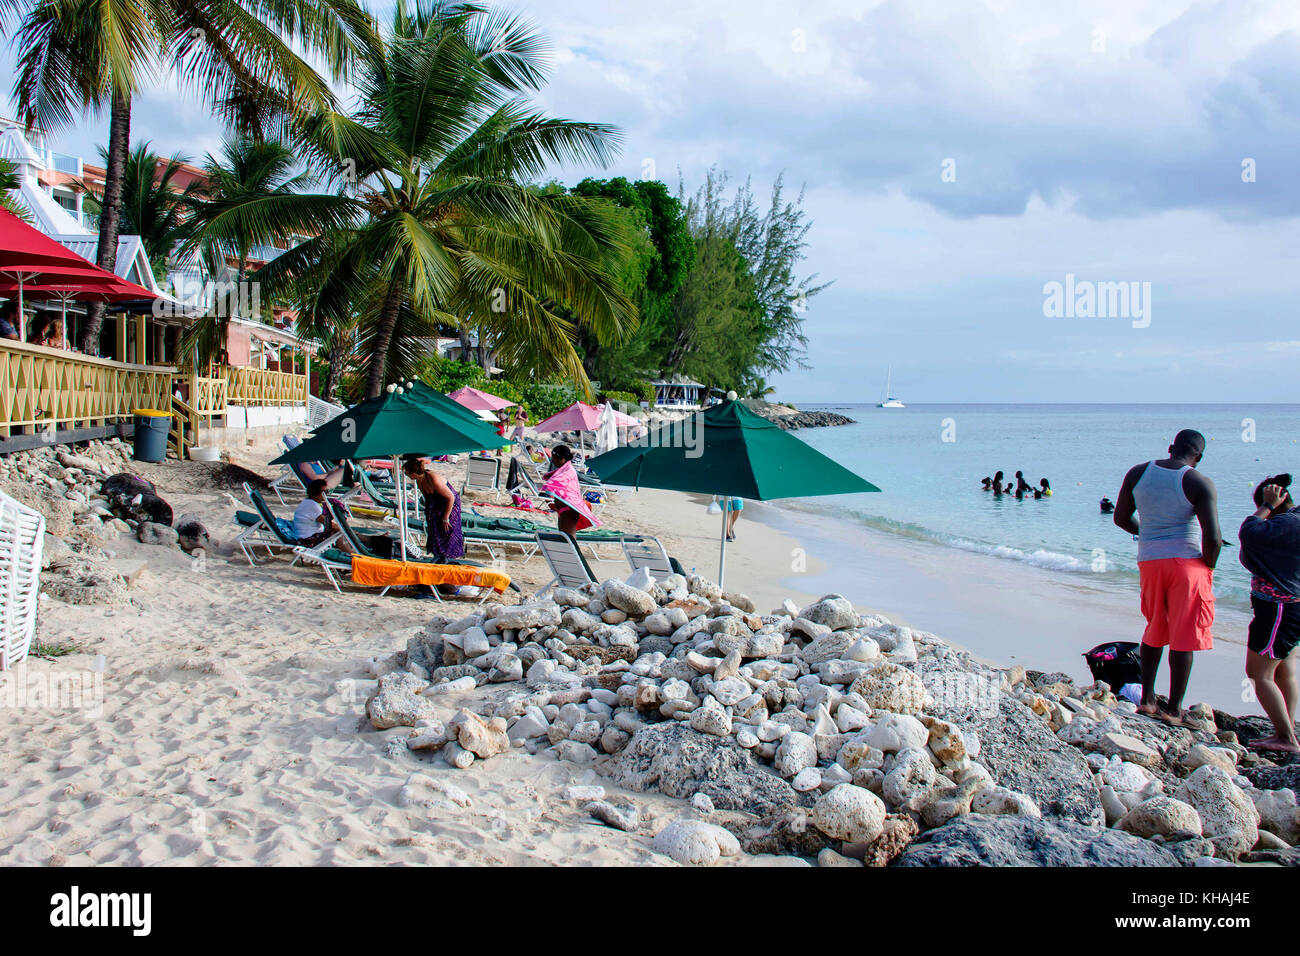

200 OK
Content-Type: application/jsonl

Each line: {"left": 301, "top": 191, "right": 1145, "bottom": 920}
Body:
{"left": 322, "top": 345, "right": 341, "bottom": 402}
{"left": 80, "top": 89, "right": 131, "bottom": 355}
{"left": 458, "top": 325, "right": 473, "bottom": 363}
{"left": 365, "top": 281, "right": 404, "bottom": 398}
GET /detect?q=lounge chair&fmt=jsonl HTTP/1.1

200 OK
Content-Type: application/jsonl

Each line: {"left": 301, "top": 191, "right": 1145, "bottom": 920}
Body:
{"left": 293, "top": 500, "right": 515, "bottom": 600}
{"left": 622, "top": 535, "right": 685, "bottom": 581}
{"left": 535, "top": 529, "right": 600, "bottom": 597}
{"left": 463, "top": 455, "right": 502, "bottom": 495}
{"left": 234, "top": 482, "right": 342, "bottom": 566}
{"left": 505, "top": 457, "right": 549, "bottom": 507}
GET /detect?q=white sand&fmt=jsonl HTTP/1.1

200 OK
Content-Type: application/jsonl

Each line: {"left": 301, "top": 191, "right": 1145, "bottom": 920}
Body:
{"left": 0, "top": 443, "right": 820, "bottom": 866}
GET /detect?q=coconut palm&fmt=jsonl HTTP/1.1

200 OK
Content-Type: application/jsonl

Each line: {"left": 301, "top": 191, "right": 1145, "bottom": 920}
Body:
{"left": 0, "top": 159, "right": 32, "bottom": 222}
{"left": 188, "top": 0, "right": 638, "bottom": 398}
{"left": 190, "top": 136, "right": 316, "bottom": 285}
{"left": 77, "top": 142, "right": 201, "bottom": 280}
{"left": 5, "top": 0, "right": 376, "bottom": 354}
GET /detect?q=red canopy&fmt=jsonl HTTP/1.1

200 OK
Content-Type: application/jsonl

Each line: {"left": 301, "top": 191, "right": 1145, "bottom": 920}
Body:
{"left": 0, "top": 208, "right": 160, "bottom": 340}
{"left": 0, "top": 208, "right": 107, "bottom": 272}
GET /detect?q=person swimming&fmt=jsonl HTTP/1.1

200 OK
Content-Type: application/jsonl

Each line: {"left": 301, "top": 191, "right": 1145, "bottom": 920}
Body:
{"left": 981, "top": 476, "right": 993, "bottom": 490}
{"left": 1099, "top": 496, "right": 1115, "bottom": 514}
{"left": 1040, "top": 478, "right": 1052, "bottom": 497}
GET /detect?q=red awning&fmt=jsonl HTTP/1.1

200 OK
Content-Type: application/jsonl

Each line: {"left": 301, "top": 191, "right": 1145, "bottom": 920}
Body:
{"left": 0, "top": 208, "right": 111, "bottom": 272}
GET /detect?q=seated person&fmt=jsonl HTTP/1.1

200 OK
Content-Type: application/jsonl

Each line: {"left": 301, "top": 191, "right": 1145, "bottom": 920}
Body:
{"left": 292, "top": 479, "right": 352, "bottom": 550}
{"left": 0, "top": 301, "right": 21, "bottom": 340}
{"left": 283, "top": 435, "right": 346, "bottom": 489}
{"left": 27, "top": 315, "right": 62, "bottom": 348}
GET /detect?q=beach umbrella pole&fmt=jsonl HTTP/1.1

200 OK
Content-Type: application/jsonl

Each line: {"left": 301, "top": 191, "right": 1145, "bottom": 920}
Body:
{"left": 718, "top": 496, "right": 729, "bottom": 588}
{"left": 393, "top": 456, "right": 408, "bottom": 560}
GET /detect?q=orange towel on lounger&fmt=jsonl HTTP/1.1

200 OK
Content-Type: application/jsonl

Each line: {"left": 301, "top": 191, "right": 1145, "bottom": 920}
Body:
{"left": 350, "top": 554, "right": 511, "bottom": 593}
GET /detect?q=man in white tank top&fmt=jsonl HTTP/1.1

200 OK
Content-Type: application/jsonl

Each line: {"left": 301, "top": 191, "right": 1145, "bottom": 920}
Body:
{"left": 1113, "top": 429, "right": 1222, "bottom": 726}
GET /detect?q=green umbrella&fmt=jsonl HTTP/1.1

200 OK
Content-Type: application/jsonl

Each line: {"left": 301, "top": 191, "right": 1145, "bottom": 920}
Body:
{"left": 586, "top": 398, "right": 880, "bottom": 586}
{"left": 271, "top": 382, "right": 508, "bottom": 560}
{"left": 272, "top": 383, "right": 506, "bottom": 464}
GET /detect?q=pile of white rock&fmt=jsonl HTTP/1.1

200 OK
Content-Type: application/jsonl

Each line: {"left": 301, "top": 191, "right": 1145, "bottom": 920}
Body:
{"left": 361, "top": 568, "right": 1300, "bottom": 865}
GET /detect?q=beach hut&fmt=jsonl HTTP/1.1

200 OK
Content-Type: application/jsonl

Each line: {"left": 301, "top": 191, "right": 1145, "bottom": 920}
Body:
{"left": 586, "top": 397, "right": 880, "bottom": 586}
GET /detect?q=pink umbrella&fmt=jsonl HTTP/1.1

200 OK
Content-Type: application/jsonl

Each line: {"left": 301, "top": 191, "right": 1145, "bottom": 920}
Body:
{"left": 533, "top": 401, "right": 601, "bottom": 433}
{"left": 536, "top": 401, "right": 641, "bottom": 434}
{"left": 447, "top": 386, "right": 517, "bottom": 412}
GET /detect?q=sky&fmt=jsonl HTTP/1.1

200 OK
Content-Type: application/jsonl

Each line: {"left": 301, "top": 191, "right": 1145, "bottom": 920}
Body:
{"left": 4, "top": 0, "right": 1299, "bottom": 403}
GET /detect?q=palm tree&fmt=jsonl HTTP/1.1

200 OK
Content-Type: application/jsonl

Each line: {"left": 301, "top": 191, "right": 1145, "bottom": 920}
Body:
{"left": 189, "top": 0, "right": 638, "bottom": 399}
{"left": 191, "top": 136, "right": 315, "bottom": 285}
{"left": 5, "top": 0, "right": 376, "bottom": 354}
{"left": 0, "top": 159, "right": 33, "bottom": 222}
{"left": 77, "top": 142, "right": 200, "bottom": 280}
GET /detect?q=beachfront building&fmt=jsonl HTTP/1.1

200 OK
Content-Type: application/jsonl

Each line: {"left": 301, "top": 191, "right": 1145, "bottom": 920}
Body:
{"left": 651, "top": 375, "right": 708, "bottom": 410}
{"left": 0, "top": 122, "right": 314, "bottom": 455}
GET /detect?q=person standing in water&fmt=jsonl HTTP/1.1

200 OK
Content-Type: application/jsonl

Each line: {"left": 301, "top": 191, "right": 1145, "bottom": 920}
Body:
{"left": 992, "top": 471, "right": 1005, "bottom": 497}
{"left": 1238, "top": 476, "right": 1300, "bottom": 753}
{"left": 1113, "top": 429, "right": 1222, "bottom": 726}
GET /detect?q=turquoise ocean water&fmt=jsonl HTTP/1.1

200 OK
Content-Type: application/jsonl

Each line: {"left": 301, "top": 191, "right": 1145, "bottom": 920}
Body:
{"left": 787, "top": 404, "right": 1300, "bottom": 614}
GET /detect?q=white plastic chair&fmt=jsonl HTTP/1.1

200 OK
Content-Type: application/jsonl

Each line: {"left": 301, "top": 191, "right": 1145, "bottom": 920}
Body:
{"left": 0, "top": 489, "right": 45, "bottom": 671}
{"left": 463, "top": 455, "right": 502, "bottom": 494}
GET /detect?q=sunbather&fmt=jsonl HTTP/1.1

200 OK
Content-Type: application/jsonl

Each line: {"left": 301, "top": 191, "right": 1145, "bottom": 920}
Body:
{"left": 541, "top": 444, "right": 601, "bottom": 536}
{"left": 293, "top": 480, "right": 352, "bottom": 550}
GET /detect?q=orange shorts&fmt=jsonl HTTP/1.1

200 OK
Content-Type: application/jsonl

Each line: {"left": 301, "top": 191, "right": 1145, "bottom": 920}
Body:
{"left": 1138, "top": 557, "right": 1215, "bottom": 652}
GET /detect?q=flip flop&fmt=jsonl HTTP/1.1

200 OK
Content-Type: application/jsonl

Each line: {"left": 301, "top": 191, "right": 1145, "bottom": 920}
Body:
{"left": 1155, "top": 709, "right": 1186, "bottom": 727}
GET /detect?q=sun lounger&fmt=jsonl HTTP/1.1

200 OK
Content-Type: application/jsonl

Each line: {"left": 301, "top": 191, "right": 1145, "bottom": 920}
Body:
{"left": 463, "top": 455, "right": 502, "bottom": 495}
{"left": 535, "top": 529, "right": 601, "bottom": 596}
{"left": 621, "top": 535, "right": 685, "bottom": 581}
{"left": 292, "top": 500, "right": 515, "bottom": 599}
{"left": 234, "top": 482, "right": 342, "bottom": 566}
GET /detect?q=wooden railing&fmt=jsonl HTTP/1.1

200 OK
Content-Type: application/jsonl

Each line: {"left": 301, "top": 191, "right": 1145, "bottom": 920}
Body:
{"left": 173, "top": 374, "right": 229, "bottom": 418}
{"left": 0, "top": 340, "right": 173, "bottom": 437}
{"left": 0, "top": 340, "right": 310, "bottom": 450}
{"left": 223, "top": 366, "right": 309, "bottom": 406}
{"left": 169, "top": 396, "right": 200, "bottom": 460}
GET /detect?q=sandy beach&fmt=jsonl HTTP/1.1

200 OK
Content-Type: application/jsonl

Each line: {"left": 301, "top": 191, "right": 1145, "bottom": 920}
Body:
{"left": 0, "top": 438, "right": 822, "bottom": 866}
{"left": 1, "top": 433, "right": 1294, "bottom": 868}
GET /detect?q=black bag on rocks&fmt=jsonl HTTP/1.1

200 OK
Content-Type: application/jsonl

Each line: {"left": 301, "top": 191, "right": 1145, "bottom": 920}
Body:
{"left": 1083, "top": 641, "right": 1142, "bottom": 689}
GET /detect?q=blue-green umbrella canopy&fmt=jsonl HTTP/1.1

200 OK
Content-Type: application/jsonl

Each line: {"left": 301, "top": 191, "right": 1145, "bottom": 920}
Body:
{"left": 271, "top": 384, "right": 508, "bottom": 465}
{"left": 586, "top": 399, "right": 879, "bottom": 586}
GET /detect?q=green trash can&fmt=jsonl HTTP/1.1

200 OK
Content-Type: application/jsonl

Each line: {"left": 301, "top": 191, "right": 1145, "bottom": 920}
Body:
{"left": 132, "top": 409, "right": 172, "bottom": 462}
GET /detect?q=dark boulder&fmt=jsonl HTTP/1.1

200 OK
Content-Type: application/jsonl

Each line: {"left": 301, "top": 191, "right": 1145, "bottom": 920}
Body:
{"left": 896, "top": 814, "right": 1180, "bottom": 867}
{"left": 609, "top": 721, "right": 799, "bottom": 817}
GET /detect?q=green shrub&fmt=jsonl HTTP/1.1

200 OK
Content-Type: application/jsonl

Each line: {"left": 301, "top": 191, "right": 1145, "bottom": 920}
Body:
{"left": 516, "top": 381, "right": 580, "bottom": 422}
{"left": 628, "top": 380, "right": 656, "bottom": 405}
{"left": 600, "top": 389, "right": 639, "bottom": 409}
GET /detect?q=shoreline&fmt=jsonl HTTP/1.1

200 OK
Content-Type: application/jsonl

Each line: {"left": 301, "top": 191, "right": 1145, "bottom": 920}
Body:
{"left": 0, "top": 436, "right": 1279, "bottom": 867}
{"left": 735, "top": 493, "right": 1257, "bottom": 716}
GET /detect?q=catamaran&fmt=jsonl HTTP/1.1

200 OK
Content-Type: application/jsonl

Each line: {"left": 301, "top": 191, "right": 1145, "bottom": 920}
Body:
{"left": 878, "top": 365, "right": 905, "bottom": 408}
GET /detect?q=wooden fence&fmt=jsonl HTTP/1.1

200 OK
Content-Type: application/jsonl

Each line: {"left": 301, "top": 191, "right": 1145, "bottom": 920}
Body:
{"left": 0, "top": 340, "right": 172, "bottom": 437}
{"left": 0, "top": 340, "right": 309, "bottom": 450}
